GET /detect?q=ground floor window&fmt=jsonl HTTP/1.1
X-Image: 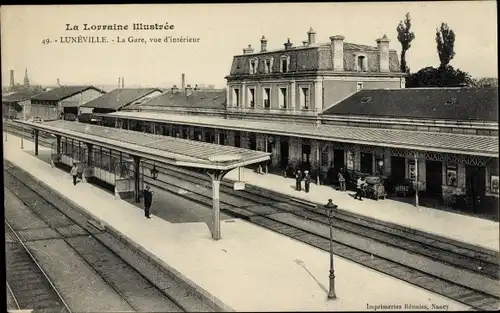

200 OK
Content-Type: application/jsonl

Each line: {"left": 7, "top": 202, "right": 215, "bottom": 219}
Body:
{"left": 346, "top": 151, "right": 354, "bottom": 170}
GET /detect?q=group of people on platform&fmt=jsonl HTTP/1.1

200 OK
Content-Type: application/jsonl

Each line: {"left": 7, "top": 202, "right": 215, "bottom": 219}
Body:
{"left": 294, "top": 168, "right": 312, "bottom": 193}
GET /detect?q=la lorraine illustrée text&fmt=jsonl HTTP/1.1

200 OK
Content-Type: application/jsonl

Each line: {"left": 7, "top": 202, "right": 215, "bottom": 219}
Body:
{"left": 65, "top": 23, "right": 175, "bottom": 31}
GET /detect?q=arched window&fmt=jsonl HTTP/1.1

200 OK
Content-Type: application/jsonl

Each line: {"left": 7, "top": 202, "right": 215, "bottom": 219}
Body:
{"left": 356, "top": 55, "right": 367, "bottom": 72}
{"left": 249, "top": 58, "right": 259, "bottom": 74}
{"left": 280, "top": 55, "right": 290, "bottom": 73}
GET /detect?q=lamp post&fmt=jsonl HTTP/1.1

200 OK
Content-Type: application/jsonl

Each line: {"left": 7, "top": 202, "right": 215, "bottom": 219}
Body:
{"left": 323, "top": 199, "right": 338, "bottom": 300}
{"left": 21, "top": 102, "right": 26, "bottom": 149}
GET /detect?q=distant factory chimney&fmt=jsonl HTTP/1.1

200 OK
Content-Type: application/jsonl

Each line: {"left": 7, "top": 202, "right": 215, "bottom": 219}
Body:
{"left": 9, "top": 70, "right": 14, "bottom": 90}
{"left": 122, "top": 77, "right": 125, "bottom": 89}
{"left": 118, "top": 77, "right": 121, "bottom": 89}
{"left": 24, "top": 68, "right": 30, "bottom": 87}
{"left": 57, "top": 78, "right": 61, "bottom": 87}
{"left": 181, "top": 73, "right": 186, "bottom": 89}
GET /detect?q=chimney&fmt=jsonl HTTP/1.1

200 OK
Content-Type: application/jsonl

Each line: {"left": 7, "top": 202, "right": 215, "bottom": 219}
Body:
{"left": 260, "top": 36, "right": 267, "bottom": 52}
{"left": 376, "top": 34, "right": 390, "bottom": 72}
{"left": 122, "top": 77, "right": 125, "bottom": 89}
{"left": 243, "top": 44, "right": 255, "bottom": 54}
{"left": 307, "top": 27, "right": 316, "bottom": 45}
{"left": 9, "top": 70, "right": 14, "bottom": 90}
{"left": 194, "top": 84, "right": 199, "bottom": 91}
{"left": 302, "top": 40, "right": 309, "bottom": 47}
{"left": 171, "top": 85, "right": 179, "bottom": 93}
{"left": 185, "top": 84, "right": 193, "bottom": 96}
{"left": 284, "top": 38, "right": 293, "bottom": 50}
{"left": 118, "top": 77, "right": 121, "bottom": 89}
{"left": 57, "top": 78, "right": 61, "bottom": 87}
{"left": 181, "top": 73, "right": 185, "bottom": 89}
{"left": 330, "top": 35, "right": 345, "bottom": 72}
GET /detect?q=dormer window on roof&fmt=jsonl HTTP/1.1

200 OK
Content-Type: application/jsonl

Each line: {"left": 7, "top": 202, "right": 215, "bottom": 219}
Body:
{"left": 356, "top": 55, "right": 368, "bottom": 72}
{"left": 249, "top": 58, "right": 258, "bottom": 74}
{"left": 280, "top": 55, "right": 290, "bottom": 73}
{"left": 264, "top": 58, "right": 273, "bottom": 74}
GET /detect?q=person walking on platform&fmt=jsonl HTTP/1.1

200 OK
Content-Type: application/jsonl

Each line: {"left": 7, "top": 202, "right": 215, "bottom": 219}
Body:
{"left": 304, "top": 170, "right": 311, "bottom": 193}
{"left": 338, "top": 169, "right": 346, "bottom": 191}
{"left": 70, "top": 163, "right": 78, "bottom": 186}
{"left": 295, "top": 169, "right": 302, "bottom": 191}
{"left": 354, "top": 176, "right": 366, "bottom": 201}
{"left": 143, "top": 185, "right": 153, "bottom": 219}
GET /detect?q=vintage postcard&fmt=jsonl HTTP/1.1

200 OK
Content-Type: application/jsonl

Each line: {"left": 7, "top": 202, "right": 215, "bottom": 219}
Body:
{"left": 2, "top": 2, "right": 498, "bottom": 312}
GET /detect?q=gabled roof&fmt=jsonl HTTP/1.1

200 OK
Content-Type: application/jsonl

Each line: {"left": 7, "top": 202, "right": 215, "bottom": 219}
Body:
{"left": 2, "top": 90, "right": 44, "bottom": 103}
{"left": 322, "top": 88, "right": 499, "bottom": 122}
{"left": 80, "top": 88, "right": 163, "bottom": 110}
{"left": 125, "top": 89, "right": 226, "bottom": 110}
{"left": 30, "top": 85, "right": 105, "bottom": 101}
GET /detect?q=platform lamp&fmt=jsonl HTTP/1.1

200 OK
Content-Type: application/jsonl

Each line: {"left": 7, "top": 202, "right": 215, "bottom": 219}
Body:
{"left": 150, "top": 163, "right": 159, "bottom": 180}
{"left": 323, "top": 199, "right": 338, "bottom": 300}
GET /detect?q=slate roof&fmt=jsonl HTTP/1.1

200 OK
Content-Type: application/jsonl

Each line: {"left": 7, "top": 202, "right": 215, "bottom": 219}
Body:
{"left": 80, "top": 88, "right": 163, "bottom": 110}
{"left": 125, "top": 89, "right": 226, "bottom": 110}
{"left": 322, "top": 88, "right": 499, "bottom": 122}
{"left": 2, "top": 90, "right": 44, "bottom": 103}
{"left": 30, "top": 86, "right": 105, "bottom": 101}
{"left": 105, "top": 111, "right": 498, "bottom": 157}
{"left": 229, "top": 39, "right": 401, "bottom": 76}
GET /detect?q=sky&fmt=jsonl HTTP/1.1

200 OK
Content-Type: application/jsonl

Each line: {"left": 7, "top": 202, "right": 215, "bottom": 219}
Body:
{"left": 1, "top": 2, "right": 497, "bottom": 88}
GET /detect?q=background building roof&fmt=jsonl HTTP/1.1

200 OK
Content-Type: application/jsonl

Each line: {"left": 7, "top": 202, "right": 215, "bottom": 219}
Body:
{"left": 322, "top": 88, "right": 499, "bottom": 122}
{"left": 2, "top": 90, "right": 44, "bottom": 103}
{"left": 126, "top": 89, "right": 226, "bottom": 110}
{"left": 30, "top": 85, "right": 104, "bottom": 101}
{"left": 80, "top": 88, "right": 162, "bottom": 110}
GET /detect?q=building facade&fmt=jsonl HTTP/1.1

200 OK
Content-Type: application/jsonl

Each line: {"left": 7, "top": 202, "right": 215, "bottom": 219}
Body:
{"left": 80, "top": 29, "right": 497, "bottom": 216}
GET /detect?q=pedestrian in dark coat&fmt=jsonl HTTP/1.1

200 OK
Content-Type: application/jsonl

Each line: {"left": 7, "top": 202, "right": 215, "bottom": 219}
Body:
{"left": 304, "top": 170, "right": 311, "bottom": 193}
{"left": 143, "top": 185, "right": 153, "bottom": 218}
{"left": 295, "top": 169, "right": 302, "bottom": 191}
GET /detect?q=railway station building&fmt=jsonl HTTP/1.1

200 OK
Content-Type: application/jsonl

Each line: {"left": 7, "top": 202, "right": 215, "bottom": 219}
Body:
{"left": 32, "top": 29, "right": 500, "bottom": 214}
{"left": 26, "top": 85, "right": 105, "bottom": 121}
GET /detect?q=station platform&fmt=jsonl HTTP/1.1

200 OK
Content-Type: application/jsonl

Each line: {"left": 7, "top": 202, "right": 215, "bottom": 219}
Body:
{"left": 224, "top": 168, "right": 499, "bottom": 252}
{"left": 3, "top": 132, "right": 472, "bottom": 311}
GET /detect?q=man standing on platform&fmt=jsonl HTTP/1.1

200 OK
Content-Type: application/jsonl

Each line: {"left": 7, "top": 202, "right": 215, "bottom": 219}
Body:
{"left": 338, "top": 169, "right": 346, "bottom": 191}
{"left": 295, "top": 168, "right": 302, "bottom": 191}
{"left": 304, "top": 170, "right": 311, "bottom": 193}
{"left": 70, "top": 163, "right": 78, "bottom": 186}
{"left": 143, "top": 185, "right": 153, "bottom": 219}
{"left": 354, "top": 176, "right": 366, "bottom": 201}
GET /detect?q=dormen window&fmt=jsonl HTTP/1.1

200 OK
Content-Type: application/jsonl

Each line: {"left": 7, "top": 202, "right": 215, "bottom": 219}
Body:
{"left": 264, "top": 59, "right": 273, "bottom": 73}
{"left": 263, "top": 87, "right": 271, "bottom": 109}
{"left": 280, "top": 56, "right": 290, "bottom": 73}
{"left": 357, "top": 55, "right": 367, "bottom": 72}
{"left": 300, "top": 87, "right": 310, "bottom": 109}
{"left": 248, "top": 88, "right": 255, "bottom": 108}
{"left": 249, "top": 58, "right": 258, "bottom": 74}
{"left": 233, "top": 88, "right": 240, "bottom": 107}
{"left": 279, "top": 87, "right": 288, "bottom": 109}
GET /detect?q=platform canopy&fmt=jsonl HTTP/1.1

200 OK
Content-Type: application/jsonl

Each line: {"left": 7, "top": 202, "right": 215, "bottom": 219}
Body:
{"left": 104, "top": 111, "right": 499, "bottom": 157}
{"left": 17, "top": 120, "right": 270, "bottom": 171}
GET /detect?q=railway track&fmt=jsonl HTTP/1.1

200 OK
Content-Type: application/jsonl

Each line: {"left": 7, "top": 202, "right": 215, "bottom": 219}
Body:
{"left": 5, "top": 221, "right": 71, "bottom": 313}
{"left": 5, "top": 121, "right": 500, "bottom": 310}
{"left": 4, "top": 160, "right": 215, "bottom": 312}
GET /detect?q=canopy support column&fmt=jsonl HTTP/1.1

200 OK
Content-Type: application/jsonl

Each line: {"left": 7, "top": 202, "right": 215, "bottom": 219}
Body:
{"left": 34, "top": 130, "right": 39, "bottom": 155}
{"left": 83, "top": 143, "right": 93, "bottom": 183}
{"left": 206, "top": 169, "right": 229, "bottom": 240}
{"left": 133, "top": 155, "right": 141, "bottom": 203}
